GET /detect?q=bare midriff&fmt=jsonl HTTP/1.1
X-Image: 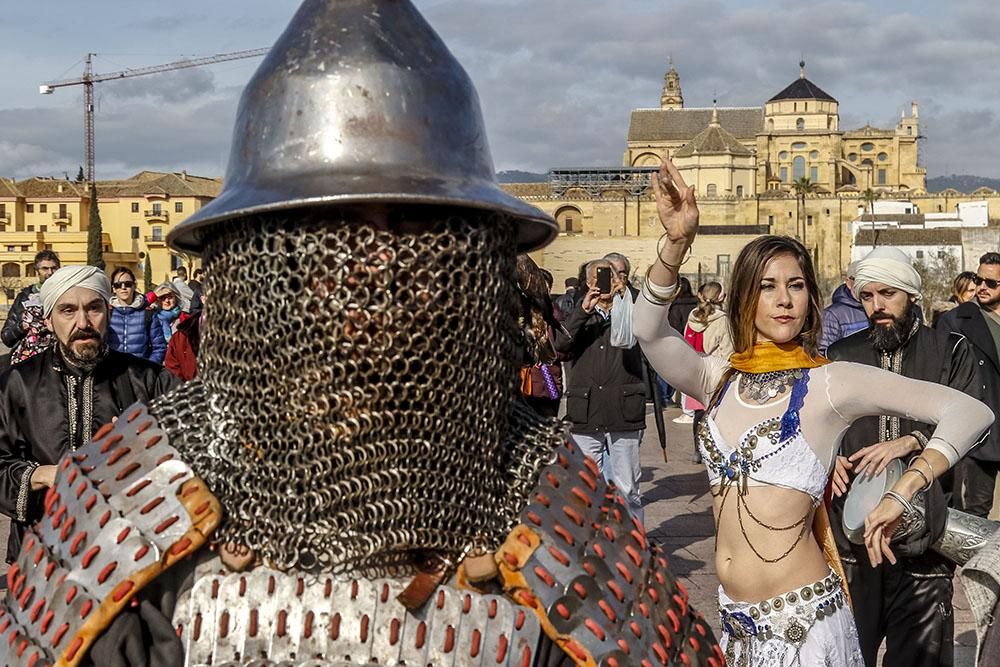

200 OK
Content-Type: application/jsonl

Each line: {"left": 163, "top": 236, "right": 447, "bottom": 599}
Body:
{"left": 711, "top": 482, "right": 829, "bottom": 604}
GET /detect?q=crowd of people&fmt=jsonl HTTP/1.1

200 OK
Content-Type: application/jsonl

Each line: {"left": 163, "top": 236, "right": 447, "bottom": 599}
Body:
{"left": 1, "top": 252, "right": 205, "bottom": 375}
{"left": 0, "top": 254, "right": 209, "bottom": 564}
{"left": 4, "top": 213, "right": 1000, "bottom": 666}
{"left": 0, "top": 6, "right": 996, "bottom": 662}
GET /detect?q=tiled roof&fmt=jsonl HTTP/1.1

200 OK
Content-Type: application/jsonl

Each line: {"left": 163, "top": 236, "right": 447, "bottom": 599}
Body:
{"left": 501, "top": 183, "right": 553, "bottom": 196}
{"left": 115, "top": 171, "right": 222, "bottom": 198}
{"left": 0, "top": 178, "right": 20, "bottom": 198}
{"left": 768, "top": 77, "right": 837, "bottom": 103}
{"left": 15, "top": 177, "right": 87, "bottom": 198}
{"left": 854, "top": 228, "right": 962, "bottom": 246}
{"left": 673, "top": 122, "right": 752, "bottom": 158}
{"left": 627, "top": 107, "right": 763, "bottom": 142}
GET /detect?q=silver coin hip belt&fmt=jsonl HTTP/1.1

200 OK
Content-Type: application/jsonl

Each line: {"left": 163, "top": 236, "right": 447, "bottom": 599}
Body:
{"left": 719, "top": 571, "right": 845, "bottom": 647}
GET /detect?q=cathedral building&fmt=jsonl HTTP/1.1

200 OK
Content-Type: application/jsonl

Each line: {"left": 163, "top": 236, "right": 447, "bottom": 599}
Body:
{"left": 625, "top": 61, "right": 926, "bottom": 197}
{"left": 509, "top": 61, "right": 994, "bottom": 289}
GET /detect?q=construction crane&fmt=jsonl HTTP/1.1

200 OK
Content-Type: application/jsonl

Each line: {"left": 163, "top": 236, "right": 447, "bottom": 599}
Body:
{"left": 40, "top": 48, "right": 269, "bottom": 187}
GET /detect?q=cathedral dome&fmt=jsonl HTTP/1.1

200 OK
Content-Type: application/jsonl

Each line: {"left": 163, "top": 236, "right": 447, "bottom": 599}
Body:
{"left": 768, "top": 61, "right": 837, "bottom": 103}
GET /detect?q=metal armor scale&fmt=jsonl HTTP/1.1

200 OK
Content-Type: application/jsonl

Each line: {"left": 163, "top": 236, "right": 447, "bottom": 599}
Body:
{"left": 0, "top": 400, "right": 721, "bottom": 666}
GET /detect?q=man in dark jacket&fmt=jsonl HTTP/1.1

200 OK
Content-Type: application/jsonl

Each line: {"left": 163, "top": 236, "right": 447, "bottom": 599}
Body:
{"left": 828, "top": 248, "right": 982, "bottom": 667}
{"left": 0, "top": 266, "right": 176, "bottom": 562}
{"left": 554, "top": 258, "right": 647, "bottom": 521}
{"left": 937, "top": 251, "right": 1000, "bottom": 517}
{"left": 1, "top": 249, "right": 60, "bottom": 365}
{"left": 819, "top": 261, "right": 868, "bottom": 355}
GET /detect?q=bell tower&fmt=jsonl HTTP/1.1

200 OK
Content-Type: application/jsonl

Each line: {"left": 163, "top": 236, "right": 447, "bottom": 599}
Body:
{"left": 660, "top": 57, "right": 684, "bottom": 110}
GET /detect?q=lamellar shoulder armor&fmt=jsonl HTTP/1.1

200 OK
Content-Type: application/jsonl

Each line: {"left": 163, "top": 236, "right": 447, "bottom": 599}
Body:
{"left": 0, "top": 407, "right": 721, "bottom": 667}
{"left": 0, "top": 404, "right": 222, "bottom": 667}
{"left": 493, "top": 437, "right": 723, "bottom": 667}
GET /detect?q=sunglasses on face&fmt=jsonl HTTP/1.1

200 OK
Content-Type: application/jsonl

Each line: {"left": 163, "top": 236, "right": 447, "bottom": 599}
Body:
{"left": 112, "top": 281, "right": 135, "bottom": 289}
{"left": 973, "top": 275, "right": 1000, "bottom": 290}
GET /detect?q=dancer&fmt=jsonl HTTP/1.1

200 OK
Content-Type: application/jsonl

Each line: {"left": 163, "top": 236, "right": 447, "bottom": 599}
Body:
{"left": 633, "top": 158, "right": 993, "bottom": 666}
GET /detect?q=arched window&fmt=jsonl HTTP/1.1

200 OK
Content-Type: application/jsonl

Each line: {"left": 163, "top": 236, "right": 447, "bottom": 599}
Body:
{"left": 706, "top": 184, "right": 717, "bottom": 196}
{"left": 767, "top": 118, "right": 774, "bottom": 132}
{"left": 792, "top": 156, "right": 806, "bottom": 181}
{"left": 736, "top": 185, "right": 744, "bottom": 197}
{"left": 2, "top": 262, "right": 20, "bottom": 278}
{"left": 796, "top": 118, "right": 805, "bottom": 131}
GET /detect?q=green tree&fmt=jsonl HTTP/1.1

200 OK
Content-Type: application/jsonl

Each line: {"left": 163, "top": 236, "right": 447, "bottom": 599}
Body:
{"left": 143, "top": 255, "right": 153, "bottom": 293}
{"left": 75, "top": 166, "right": 85, "bottom": 183}
{"left": 861, "top": 188, "right": 881, "bottom": 246}
{"left": 86, "top": 185, "right": 105, "bottom": 270}
{"left": 792, "top": 177, "right": 817, "bottom": 243}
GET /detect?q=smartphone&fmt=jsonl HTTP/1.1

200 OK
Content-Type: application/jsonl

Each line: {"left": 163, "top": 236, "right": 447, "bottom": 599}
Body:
{"left": 596, "top": 267, "right": 612, "bottom": 294}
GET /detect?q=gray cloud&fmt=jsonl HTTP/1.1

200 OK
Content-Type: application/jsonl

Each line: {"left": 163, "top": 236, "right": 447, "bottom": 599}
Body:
{"left": 124, "top": 15, "right": 210, "bottom": 31}
{"left": 101, "top": 68, "right": 217, "bottom": 104}
{"left": 420, "top": 0, "right": 1000, "bottom": 176}
{"left": 0, "top": 85, "right": 237, "bottom": 179}
{"left": 2, "top": 0, "right": 998, "bottom": 181}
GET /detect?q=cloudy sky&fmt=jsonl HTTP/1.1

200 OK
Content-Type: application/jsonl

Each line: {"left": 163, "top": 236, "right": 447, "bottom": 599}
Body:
{"left": 0, "top": 0, "right": 997, "bottom": 180}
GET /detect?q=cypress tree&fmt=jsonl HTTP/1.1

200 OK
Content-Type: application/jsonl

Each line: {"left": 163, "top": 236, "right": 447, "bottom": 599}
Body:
{"left": 143, "top": 255, "right": 153, "bottom": 293}
{"left": 86, "top": 185, "right": 105, "bottom": 270}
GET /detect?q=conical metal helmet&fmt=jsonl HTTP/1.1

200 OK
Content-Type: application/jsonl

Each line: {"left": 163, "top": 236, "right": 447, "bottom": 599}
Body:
{"left": 169, "top": 0, "right": 556, "bottom": 254}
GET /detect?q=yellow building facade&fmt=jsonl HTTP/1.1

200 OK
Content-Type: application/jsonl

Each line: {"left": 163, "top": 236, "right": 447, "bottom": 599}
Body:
{"left": 0, "top": 171, "right": 220, "bottom": 297}
{"left": 514, "top": 62, "right": 991, "bottom": 290}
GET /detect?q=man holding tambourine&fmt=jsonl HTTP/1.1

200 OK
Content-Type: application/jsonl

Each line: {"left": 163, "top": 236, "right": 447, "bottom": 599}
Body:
{"left": 828, "top": 246, "right": 984, "bottom": 667}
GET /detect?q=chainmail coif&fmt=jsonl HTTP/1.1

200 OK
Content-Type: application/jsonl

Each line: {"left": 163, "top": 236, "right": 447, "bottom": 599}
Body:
{"left": 149, "top": 212, "right": 562, "bottom": 576}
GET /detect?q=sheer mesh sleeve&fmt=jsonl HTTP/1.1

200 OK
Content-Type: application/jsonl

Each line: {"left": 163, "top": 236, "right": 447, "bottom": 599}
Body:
{"left": 633, "top": 281, "right": 729, "bottom": 406}
{"left": 822, "top": 361, "right": 994, "bottom": 466}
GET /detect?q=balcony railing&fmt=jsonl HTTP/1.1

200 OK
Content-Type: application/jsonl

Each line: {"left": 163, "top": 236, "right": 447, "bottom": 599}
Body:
{"left": 144, "top": 235, "right": 166, "bottom": 245}
{"left": 144, "top": 210, "right": 169, "bottom": 221}
{"left": 51, "top": 211, "right": 72, "bottom": 223}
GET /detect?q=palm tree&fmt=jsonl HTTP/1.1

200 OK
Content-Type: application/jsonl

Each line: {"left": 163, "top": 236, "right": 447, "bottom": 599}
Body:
{"left": 792, "top": 177, "right": 817, "bottom": 243}
{"left": 861, "top": 187, "right": 880, "bottom": 247}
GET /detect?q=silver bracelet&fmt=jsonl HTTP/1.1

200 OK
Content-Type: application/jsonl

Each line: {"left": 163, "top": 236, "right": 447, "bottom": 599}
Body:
{"left": 903, "top": 465, "right": 932, "bottom": 493}
{"left": 883, "top": 489, "right": 914, "bottom": 514}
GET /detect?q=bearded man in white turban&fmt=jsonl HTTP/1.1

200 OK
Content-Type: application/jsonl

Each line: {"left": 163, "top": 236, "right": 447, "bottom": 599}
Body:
{"left": 826, "top": 246, "right": 983, "bottom": 667}
{"left": 0, "top": 266, "right": 176, "bottom": 563}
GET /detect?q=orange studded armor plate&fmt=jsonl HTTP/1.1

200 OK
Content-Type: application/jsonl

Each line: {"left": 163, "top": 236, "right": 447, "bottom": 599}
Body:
{"left": 0, "top": 403, "right": 221, "bottom": 667}
{"left": 495, "top": 437, "right": 725, "bottom": 667}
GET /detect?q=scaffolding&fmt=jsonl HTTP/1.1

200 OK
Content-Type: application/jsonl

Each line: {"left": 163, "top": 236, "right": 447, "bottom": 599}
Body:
{"left": 548, "top": 167, "right": 657, "bottom": 196}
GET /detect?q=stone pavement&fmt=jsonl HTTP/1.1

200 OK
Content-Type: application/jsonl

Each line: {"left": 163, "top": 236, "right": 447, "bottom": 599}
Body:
{"left": 639, "top": 406, "right": 980, "bottom": 666}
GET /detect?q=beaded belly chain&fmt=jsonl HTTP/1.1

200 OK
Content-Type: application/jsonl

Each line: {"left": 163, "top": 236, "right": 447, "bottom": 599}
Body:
{"left": 697, "top": 370, "right": 820, "bottom": 563}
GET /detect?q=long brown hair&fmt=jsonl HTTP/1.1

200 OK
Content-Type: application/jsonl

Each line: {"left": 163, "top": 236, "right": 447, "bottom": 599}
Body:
{"left": 727, "top": 236, "right": 823, "bottom": 356}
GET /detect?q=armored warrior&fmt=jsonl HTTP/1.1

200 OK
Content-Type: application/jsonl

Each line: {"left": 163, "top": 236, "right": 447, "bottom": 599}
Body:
{"left": 0, "top": 2, "right": 721, "bottom": 666}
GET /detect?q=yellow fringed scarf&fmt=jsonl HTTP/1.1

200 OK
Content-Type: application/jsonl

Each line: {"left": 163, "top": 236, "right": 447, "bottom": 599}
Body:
{"left": 729, "top": 341, "right": 830, "bottom": 373}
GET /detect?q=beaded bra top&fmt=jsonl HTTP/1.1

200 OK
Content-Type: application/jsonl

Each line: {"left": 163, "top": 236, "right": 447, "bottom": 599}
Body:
{"left": 696, "top": 370, "right": 828, "bottom": 503}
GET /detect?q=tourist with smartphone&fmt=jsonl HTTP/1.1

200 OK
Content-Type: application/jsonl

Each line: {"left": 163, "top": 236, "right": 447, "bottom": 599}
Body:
{"left": 554, "top": 257, "right": 647, "bottom": 522}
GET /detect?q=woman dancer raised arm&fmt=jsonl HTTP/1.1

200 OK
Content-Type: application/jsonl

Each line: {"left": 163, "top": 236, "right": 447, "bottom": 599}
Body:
{"left": 633, "top": 158, "right": 994, "bottom": 667}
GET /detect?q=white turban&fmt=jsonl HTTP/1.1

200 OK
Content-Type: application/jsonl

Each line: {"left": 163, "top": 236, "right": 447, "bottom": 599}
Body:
{"left": 39, "top": 265, "right": 113, "bottom": 317}
{"left": 851, "top": 246, "right": 922, "bottom": 301}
